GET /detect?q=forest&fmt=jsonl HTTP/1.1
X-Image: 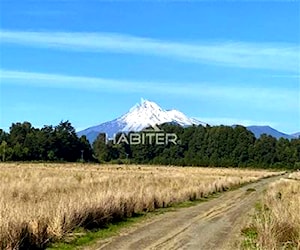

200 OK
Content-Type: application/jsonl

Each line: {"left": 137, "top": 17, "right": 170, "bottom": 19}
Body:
{"left": 0, "top": 121, "right": 93, "bottom": 162}
{"left": 1, "top": 121, "right": 299, "bottom": 169}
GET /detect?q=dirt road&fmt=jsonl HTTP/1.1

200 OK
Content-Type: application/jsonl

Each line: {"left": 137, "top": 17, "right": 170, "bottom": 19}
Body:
{"left": 89, "top": 174, "right": 285, "bottom": 250}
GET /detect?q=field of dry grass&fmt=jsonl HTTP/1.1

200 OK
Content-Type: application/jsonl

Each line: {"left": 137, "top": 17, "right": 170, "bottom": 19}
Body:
{"left": 242, "top": 171, "right": 300, "bottom": 249}
{"left": 0, "top": 163, "right": 280, "bottom": 249}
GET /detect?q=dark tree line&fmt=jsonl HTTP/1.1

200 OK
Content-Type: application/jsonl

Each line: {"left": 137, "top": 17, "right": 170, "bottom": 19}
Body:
{"left": 93, "top": 124, "right": 300, "bottom": 169}
{"left": 0, "top": 121, "right": 93, "bottom": 162}
{"left": 1, "top": 121, "right": 299, "bottom": 169}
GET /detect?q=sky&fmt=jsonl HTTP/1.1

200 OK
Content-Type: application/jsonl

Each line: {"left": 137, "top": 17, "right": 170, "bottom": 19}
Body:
{"left": 0, "top": 0, "right": 299, "bottom": 134}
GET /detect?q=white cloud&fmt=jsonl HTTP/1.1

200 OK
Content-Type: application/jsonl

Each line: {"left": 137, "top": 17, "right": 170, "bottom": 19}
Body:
{"left": 0, "top": 69, "right": 297, "bottom": 110}
{"left": 0, "top": 30, "right": 299, "bottom": 72}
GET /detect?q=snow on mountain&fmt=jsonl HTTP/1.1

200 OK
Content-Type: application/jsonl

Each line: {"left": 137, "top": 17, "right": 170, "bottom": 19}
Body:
{"left": 166, "top": 109, "right": 202, "bottom": 126}
{"left": 120, "top": 99, "right": 171, "bottom": 131}
{"left": 78, "top": 99, "right": 206, "bottom": 142}
{"left": 120, "top": 99, "right": 205, "bottom": 131}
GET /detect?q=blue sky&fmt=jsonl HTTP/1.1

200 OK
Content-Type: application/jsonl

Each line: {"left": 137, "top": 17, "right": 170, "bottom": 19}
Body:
{"left": 0, "top": 1, "right": 299, "bottom": 134}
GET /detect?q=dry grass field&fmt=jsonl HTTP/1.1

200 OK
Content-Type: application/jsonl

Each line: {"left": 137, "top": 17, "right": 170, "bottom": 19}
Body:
{"left": 242, "top": 171, "right": 300, "bottom": 249}
{"left": 0, "top": 163, "right": 280, "bottom": 249}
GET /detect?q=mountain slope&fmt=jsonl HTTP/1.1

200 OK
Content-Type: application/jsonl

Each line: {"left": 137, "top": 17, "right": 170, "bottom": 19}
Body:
{"left": 291, "top": 132, "right": 300, "bottom": 138}
{"left": 246, "top": 125, "right": 294, "bottom": 140}
{"left": 78, "top": 99, "right": 206, "bottom": 142}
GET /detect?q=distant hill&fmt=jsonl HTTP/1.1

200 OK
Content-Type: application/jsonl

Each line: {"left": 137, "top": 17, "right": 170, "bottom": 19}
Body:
{"left": 246, "top": 125, "right": 294, "bottom": 139}
{"left": 291, "top": 132, "right": 300, "bottom": 138}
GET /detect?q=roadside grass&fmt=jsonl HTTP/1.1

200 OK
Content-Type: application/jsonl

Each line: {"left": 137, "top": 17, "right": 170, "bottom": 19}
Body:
{"left": 47, "top": 194, "right": 220, "bottom": 250}
{"left": 56, "top": 174, "right": 283, "bottom": 250}
{"left": 241, "top": 172, "right": 300, "bottom": 250}
{"left": 52, "top": 180, "right": 276, "bottom": 250}
{"left": 47, "top": 216, "right": 144, "bottom": 250}
{"left": 241, "top": 225, "right": 258, "bottom": 250}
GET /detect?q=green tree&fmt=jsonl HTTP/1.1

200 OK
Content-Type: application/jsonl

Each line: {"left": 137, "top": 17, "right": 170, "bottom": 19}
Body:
{"left": 93, "top": 133, "right": 110, "bottom": 162}
{"left": 54, "top": 121, "right": 81, "bottom": 161}
{"left": 252, "top": 134, "right": 277, "bottom": 167}
{"left": 290, "top": 138, "right": 300, "bottom": 168}
{"left": 232, "top": 126, "right": 256, "bottom": 166}
{"left": 0, "top": 141, "right": 7, "bottom": 161}
{"left": 79, "top": 135, "right": 93, "bottom": 161}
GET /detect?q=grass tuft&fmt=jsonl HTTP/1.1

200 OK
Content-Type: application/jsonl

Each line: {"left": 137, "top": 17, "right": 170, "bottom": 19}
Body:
{"left": 241, "top": 171, "right": 300, "bottom": 249}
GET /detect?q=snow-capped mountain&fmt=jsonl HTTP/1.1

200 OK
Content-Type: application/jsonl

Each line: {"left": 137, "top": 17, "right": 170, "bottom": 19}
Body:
{"left": 77, "top": 99, "right": 298, "bottom": 143}
{"left": 121, "top": 99, "right": 205, "bottom": 131}
{"left": 78, "top": 99, "right": 206, "bottom": 142}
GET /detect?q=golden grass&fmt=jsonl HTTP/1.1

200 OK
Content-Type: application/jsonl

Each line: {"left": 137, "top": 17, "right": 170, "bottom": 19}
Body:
{"left": 288, "top": 171, "right": 300, "bottom": 180}
{"left": 243, "top": 174, "right": 300, "bottom": 249}
{"left": 0, "top": 163, "right": 279, "bottom": 249}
